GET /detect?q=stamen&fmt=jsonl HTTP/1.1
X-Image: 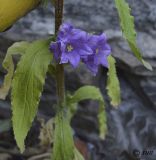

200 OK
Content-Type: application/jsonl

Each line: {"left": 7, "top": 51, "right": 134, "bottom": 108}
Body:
{"left": 96, "top": 48, "right": 99, "bottom": 54}
{"left": 67, "top": 44, "right": 73, "bottom": 52}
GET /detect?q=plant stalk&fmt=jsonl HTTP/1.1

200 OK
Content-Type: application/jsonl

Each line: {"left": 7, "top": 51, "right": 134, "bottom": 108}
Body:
{"left": 54, "top": 0, "right": 65, "bottom": 107}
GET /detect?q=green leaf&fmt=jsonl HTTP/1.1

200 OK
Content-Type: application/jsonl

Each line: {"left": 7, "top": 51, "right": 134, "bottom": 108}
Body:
{"left": 12, "top": 39, "right": 52, "bottom": 152}
{"left": 0, "top": 42, "right": 30, "bottom": 100}
{"left": 98, "top": 101, "right": 107, "bottom": 139}
{"left": 66, "top": 94, "right": 78, "bottom": 120}
{"left": 68, "top": 86, "right": 103, "bottom": 103}
{"left": 52, "top": 111, "right": 74, "bottom": 160}
{"left": 106, "top": 55, "right": 121, "bottom": 107}
{"left": 42, "top": 0, "right": 49, "bottom": 7}
{"left": 48, "top": 64, "right": 56, "bottom": 78}
{"left": 115, "top": 0, "right": 152, "bottom": 70}
{"left": 74, "top": 148, "right": 84, "bottom": 160}
{"left": 67, "top": 86, "right": 107, "bottom": 139}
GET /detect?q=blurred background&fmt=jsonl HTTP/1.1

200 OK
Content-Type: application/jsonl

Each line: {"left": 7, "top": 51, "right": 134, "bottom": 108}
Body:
{"left": 0, "top": 0, "right": 156, "bottom": 160}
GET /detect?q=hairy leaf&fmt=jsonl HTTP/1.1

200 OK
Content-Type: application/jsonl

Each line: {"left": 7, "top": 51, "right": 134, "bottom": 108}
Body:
{"left": 0, "top": 42, "right": 30, "bottom": 99}
{"left": 12, "top": 39, "right": 52, "bottom": 152}
{"left": 106, "top": 56, "right": 121, "bottom": 107}
{"left": 67, "top": 86, "right": 107, "bottom": 139}
{"left": 115, "top": 0, "right": 152, "bottom": 70}
{"left": 98, "top": 101, "right": 107, "bottom": 139}
{"left": 52, "top": 111, "right": 74, "bottom": 160}
{"left": 68, "top": 86, "right": 103, "bottom": 103}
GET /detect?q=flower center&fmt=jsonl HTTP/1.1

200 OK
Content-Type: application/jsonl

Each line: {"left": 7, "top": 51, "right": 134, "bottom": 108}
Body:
{"left": 96, "top": 48, "right": 99, "bottom": 54}
{"left": 66, "top": 44, "right": 73, "bottom": 52}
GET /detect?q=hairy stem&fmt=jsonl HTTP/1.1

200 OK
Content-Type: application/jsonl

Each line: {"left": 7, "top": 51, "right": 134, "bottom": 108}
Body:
{"left": 54, "top": 0, "right": 65, "bottom": 107}
{"left": 55, "top": 0, "right": 64, "bottom": 34}
{"left": 56, "top": 64, "right": 65, "bottom": 107}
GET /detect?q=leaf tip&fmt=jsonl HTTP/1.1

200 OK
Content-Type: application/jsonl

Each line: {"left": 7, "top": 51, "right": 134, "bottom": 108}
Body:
{"left": 111, "top": 102, "right": 121, "bottom": 108}
{"left": 142, "top": 59, "right": 153, "bottom": 71}
{"left": 15, "top": 136, "right": 25, "bottom": 153}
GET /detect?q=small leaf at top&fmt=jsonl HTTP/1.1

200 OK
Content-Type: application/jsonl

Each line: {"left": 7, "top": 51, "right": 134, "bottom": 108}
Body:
{"left": 115, "top": 0, "right": 152, "bottom": 70}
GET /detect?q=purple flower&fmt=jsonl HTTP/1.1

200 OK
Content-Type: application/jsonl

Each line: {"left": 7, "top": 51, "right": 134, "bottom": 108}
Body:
{"left": 50, "top": 23, "right": 111, "bottom": 75}
{"left": 50, "top": 23, "right": 93, "bottom": 68}
{"left": 50, "top": 41, "right": 62, "bottom": 61}
{"left": 82, "top": 55, "right": 99, "bottom": 76}
{"left": 82, "top": 33, "right": 111, "bottom": 75}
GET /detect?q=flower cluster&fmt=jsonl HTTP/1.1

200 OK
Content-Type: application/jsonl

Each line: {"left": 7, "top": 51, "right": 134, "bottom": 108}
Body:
{"left": 50, "top": 23, "right": 111, "bottom": 75}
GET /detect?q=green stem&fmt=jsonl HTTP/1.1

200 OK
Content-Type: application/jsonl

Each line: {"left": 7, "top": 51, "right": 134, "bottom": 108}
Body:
{"left": 54, "top": 0, "right": 65, "bottom": 107}
{"left": 56, "top": 64, "right": 65, "bottom": 107}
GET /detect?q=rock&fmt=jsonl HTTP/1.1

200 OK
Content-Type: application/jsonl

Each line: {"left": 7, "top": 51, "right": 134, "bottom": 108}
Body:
{"left": 140, "top": 77, "right": 156, "bottom": 108}
{"left": 117, "top": 32, "right": 156, "bottom": 59}
{"left": 0, "top": 153, "right": 11, "bottom": 160}
{"left": 0, "top": 0, "right": 156, "bottom": 39}
{"left": 95, "top": 75, "right": 156, "bottom": 160}
{"left": 105, "top": 30, "right": 156, "bottom": 76}
{"left": 137, "top": 32, "right": 156, "bottom": 59}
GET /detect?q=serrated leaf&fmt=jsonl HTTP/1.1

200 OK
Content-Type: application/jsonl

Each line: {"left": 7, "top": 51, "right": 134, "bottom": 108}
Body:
{"left": 0, "top": 42, "right": 30, "bottom": 100}
{"left": 68, "top": 86, "right": 103, "bottom": 103}
{"left": 12, "top": 39, "right": 52, "bottom": 152}
{"left": 52, "top": 111, "right": 74, "bottom": 160}
{"left": 115, "top": 0, "right": 152, "bottom": 70}
{"left": 98, "top": 101, "right": 107, "bottom": 139}
{"left": 67, "top": 86, "right": 107, "bottom": 139}
{"left": 106, "top": 55, "right": 121, "bottom": 107}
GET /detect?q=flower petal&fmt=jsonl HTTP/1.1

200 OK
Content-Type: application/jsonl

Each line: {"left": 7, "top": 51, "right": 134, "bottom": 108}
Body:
{"left": 60, "top": 53, "right": 69, "bottom": 64}
{"left": 68, "top": 51, "right": 80, "bottom": 68}
{"left": 50, "top": 41, "right": 61, "bottom": 61}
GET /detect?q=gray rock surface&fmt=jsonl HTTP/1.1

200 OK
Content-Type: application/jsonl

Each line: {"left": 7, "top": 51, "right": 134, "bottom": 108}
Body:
{"left": 0, "top": 0, "right": 156, "bottom": 160}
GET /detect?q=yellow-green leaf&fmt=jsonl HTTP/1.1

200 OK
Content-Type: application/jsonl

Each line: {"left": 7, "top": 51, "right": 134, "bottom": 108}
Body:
{"left": 0, "top": 42, "right": 30, "bottom": 99}
{"left": 52, "top": 111, "right": 74, "bottom": 160}
{"left": 74, "top": 148, "right": 84, "bottom": 160}
{"left": 0, "top": 0, "right": 40, "bottom": 32}
{"left": 98, "top": 101, "right": 107, "bottom": 139}
{"left": 115, "top": 0, "right": 152, "bottom": 70}
{"left": 12, "top": 39, "right": 52, "bottom": 152}
{"left": 67, "top": 86, "right": 107, "bottom": 139}
{"left": 106, "top": 55, "right": 121, "bottom": 107}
